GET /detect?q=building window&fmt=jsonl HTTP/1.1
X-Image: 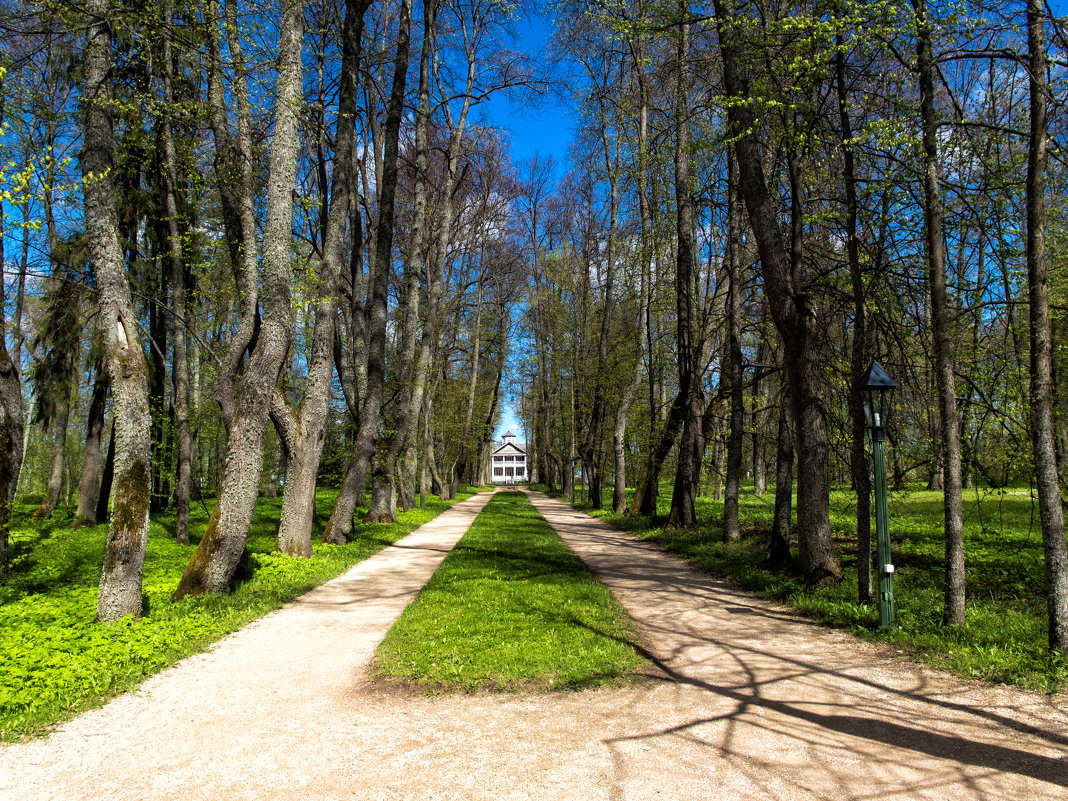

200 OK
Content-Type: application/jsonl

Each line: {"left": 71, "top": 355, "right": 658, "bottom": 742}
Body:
{"left": 494, "top": 468, "right": 503, "bottom": 477}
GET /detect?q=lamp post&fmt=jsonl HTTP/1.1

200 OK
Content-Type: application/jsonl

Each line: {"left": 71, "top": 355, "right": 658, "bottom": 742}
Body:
{"left": 858, "top": 360, "right": 898, "bottom": 630}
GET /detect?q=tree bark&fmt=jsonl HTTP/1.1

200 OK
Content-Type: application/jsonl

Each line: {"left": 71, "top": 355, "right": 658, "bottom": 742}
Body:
{"left": 724, "top": 154, "right": 744, "bottom": 543}
{"left": 836, "top": 36, "right": 872, "bottom": 603}
{"left": 75, "top": 363, "right": 108, "bottom": 526}
{"left": 713, "top": 0, "right": 841, "bottom": 583}
{"left": 769, "top": 385, "right": 793, "bottom": 569}
{"left": 35, "top": 393, "right": 69, "bottom": 520}
{"left": 96, "top": 422, "right": 115, "bottom": 524}
{"left": 914, "top": 0, "right": 965, "bottom": 625}
{"left": 275, "top": 0, "right": 371, "bottom": 554}
{"left": 668, "top": 6, "right": 700, "bottom": 528}
{"left": 207, "top": 0, "right": 260, "bottom": 435}
{"left": 628, "top": 390, "right": 685, "bottom": 518}
{"left": 161, "top": 0, "right": 191, "bottom": 543}
{"left": 354, "top": 0, "right": 414, "bottom": 525}
{"left": 83, "top": 0, "right": 152, "bottom": 620}
{"left": 174, "top": 0, "right": 303, "bottom": 597}
{"left": 1026, "top": 0, "right": 1068, "bottom": 654}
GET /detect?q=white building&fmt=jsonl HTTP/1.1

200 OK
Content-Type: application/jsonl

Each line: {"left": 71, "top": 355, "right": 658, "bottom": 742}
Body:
{"left": 491, "top": 432, "right": 528, "bottom": 484}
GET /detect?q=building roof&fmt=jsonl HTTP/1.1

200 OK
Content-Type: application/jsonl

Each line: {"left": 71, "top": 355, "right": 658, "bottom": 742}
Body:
{"left": 492, "top": 440, "right": 526, "bottom": 456}
{"left": 502, "top": 431, "right": 515, "bottom": 438}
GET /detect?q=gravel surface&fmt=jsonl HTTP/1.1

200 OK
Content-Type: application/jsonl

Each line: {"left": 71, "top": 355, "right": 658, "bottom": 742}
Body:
{"left": 2, "top": 487, "right": 1065, "bottom": 801}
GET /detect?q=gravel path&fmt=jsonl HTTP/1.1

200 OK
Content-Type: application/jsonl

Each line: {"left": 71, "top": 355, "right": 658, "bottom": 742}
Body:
{"left": 2, "top": 488, "right": 1065, "bottom": 800}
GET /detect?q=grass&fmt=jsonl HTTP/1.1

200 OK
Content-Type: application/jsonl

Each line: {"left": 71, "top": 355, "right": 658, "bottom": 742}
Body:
{"left": 374, "top": 491, "right": 646, "bottom": 692}
{"left": 556, "top": 481, "right": 1067, "bottom": 692}
{"left": 0, "top": 487, "right": 475, "bottom": 740}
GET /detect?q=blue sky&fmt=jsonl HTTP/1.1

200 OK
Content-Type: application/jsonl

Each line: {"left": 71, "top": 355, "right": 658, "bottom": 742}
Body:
{"left": 484, "top": 14, "right": 573, "bottom": 443}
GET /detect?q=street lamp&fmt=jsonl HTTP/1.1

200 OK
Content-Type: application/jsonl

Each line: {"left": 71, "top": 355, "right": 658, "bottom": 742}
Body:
{"left": 858, "top": 360, "right": 898, "bottom": 630}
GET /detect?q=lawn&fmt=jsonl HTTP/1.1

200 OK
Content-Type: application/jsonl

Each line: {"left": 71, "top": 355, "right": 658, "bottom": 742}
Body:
{"left": 0, "top": 488, "right": 475, "bottom": 740}
{"left": 375, "top": 491, "right": 646, "bottom": 691}
{"left": 559, "top": 482, "right": 1066, "bottom": 691}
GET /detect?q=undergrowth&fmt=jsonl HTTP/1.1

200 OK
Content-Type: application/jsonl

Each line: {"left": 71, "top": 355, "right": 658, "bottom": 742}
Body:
{"left": 0, "top": 488, "right": 474, "bottom": 740}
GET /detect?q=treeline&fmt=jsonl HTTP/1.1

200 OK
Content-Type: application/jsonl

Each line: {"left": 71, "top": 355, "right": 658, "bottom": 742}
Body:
{"left": 514, "top": 0, "right": 1068, "bottom": 652}
{"left": 1, "top": 0, "right": 1066, "bottom": 656}
{"left": 0, "top": 0, "right": 531, "bottom": 618}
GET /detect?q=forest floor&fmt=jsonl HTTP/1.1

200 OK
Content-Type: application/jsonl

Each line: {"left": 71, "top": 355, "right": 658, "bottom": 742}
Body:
{"left": 1, "top": 489, "right": 1065, "bottom": 800}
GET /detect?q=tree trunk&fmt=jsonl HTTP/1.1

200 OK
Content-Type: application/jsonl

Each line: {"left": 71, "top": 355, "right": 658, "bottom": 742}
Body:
{"left": 451, "top": 280, "right": 483, "bottom": 497}
{"left": 356, "top": 0, "right": 414, "bottom": 525}
{"left": 35, "top": 394, "right": 69, "bottom": 520}
{"left": 174, "top": 0, "right": 303, "bottom": 597}
{"left": 667, "top": 7, "right": 700, "bottom": 529}
{"left": 714, "top": 0, "right": 841, "bottom": 583}
{"left": 1026, "top": 0, "right": 1068, "bottom": 654}
{"left": 915, "top": 0, "right": 965, "bottom": 625}
{"left": 628, "top": 390, "right": 685, "bottom": 518}
{"left": 83, "top": 0, "right": 152, "bottom": 620}
{"left": 724, "top": 155, "right": 744, "bottom": 543}
{"left": 275, "top": 0, "right": 370, "bottom": 555}
{"left": 96, "top": 422, "right": 115, "bottom": 524}
{"left": 75, "top": 364, "right": 108, "bottom": 526}
{"left": 837, "top": 38, "right": 872, "bottom": 604}
{"left": 207, "top": 0, "right": 260, "bottom": 436}
{"left": 322, "top": 452, "right": 362, "bottom": 544}
{"left": 161, "top": 3, "right": 191, "bottom": 544}
{"left": 769, "top": 387, "right": 793, "bottom": 569}
{"left": 615, "top": 32, "right": 652, "bottom": 516}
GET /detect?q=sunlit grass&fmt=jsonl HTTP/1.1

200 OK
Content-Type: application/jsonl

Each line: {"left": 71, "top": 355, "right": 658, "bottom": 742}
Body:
{"left": 375, "top": 491, "right": 645, "bottom": 692}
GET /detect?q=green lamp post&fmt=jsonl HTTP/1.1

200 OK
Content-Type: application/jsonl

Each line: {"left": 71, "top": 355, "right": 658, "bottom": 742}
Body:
{"left": 858, "top": 360, "right": 898, "bottom": 630}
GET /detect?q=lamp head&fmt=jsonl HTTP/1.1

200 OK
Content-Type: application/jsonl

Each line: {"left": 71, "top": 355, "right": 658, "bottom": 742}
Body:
{"left": 857, "top": 360, "right": 897, "bottom": 439}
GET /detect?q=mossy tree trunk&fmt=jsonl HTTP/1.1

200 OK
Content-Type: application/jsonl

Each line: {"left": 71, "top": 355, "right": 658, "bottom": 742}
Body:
{"left": 82, "top": 0, "right": 152, "bottom": 621}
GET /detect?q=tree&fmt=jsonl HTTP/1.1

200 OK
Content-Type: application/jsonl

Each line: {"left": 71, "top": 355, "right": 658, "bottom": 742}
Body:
{"left": 1025, "top": 0, "right": 1068, "bottom": 653}
{"left": 81, "top": 0, "right": 152, "bottom": 621}
{"left": 174, "top": 0, "right": 304, "bottom": 597}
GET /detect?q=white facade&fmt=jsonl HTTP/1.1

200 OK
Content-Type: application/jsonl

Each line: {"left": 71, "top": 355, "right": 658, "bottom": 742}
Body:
{"left": 491, "top": 432, "right": 528, "bottom": 484}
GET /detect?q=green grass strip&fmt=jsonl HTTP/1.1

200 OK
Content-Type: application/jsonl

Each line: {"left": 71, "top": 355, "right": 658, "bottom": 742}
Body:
{"left": 375, "top": 491, "right": 645, "bottom": 692}
{"left": 0, "top": 489, "right": 474, "bottom": 740}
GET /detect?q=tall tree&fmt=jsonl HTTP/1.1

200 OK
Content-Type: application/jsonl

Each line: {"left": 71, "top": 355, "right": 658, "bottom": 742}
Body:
{"left": 914, "top": 0, "right": 965, "bottom": 625}
{"left": 82, "top": 0, "right": 152, "bottom": 620}
{"left": 713, "top": 0, "right": 842, "bottom": 583}
{"left": 174, "top": 0, "right": 304, "bottom": 597}
{"left": 273, "top": 0, "right": 372, "bottom": 553}
{"left": 1025, "top": 0, "right": 1068, "bottom": 654}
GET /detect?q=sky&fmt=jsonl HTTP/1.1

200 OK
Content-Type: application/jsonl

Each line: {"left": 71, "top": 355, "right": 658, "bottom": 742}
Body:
{"left": 484, "top": 14, "right": 575, "bottom": 443}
